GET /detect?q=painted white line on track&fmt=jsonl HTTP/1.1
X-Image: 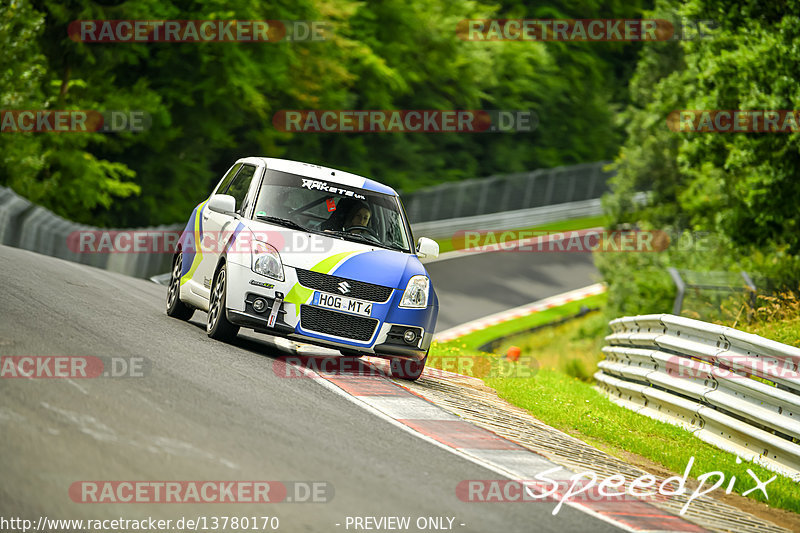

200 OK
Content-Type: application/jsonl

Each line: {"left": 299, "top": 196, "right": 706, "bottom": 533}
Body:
{"left": 354, "top": 396, "right": 462, "bottom": 420}
{"left": 257, "top": 316, "right": 706, "bottom": 532}
{"left": 434, "top": 282, "right": 607, "bottom": 342}
{"left": 264, "top": 336, "right": 699, "bottom": 532}
{"left": 300, "top": 364, "right": 644, "bottom": 532}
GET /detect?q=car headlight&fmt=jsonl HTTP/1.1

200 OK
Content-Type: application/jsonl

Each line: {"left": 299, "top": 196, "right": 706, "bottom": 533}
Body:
{"left": 252, "top": 241, "right": 284, "bottom": 281}
{"left": 399, "top": 275, "right": 429, "bottom": 308}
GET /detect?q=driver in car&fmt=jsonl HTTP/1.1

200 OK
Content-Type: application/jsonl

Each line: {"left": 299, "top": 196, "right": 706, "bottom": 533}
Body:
{"left": 322, "top": 200, "right": 372, "bottom": 234}
{"left": 343, "top": 203, "right": 371, "bottom": 231}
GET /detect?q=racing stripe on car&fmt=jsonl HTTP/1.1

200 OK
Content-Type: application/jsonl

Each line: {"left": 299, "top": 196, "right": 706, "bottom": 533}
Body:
{"left": 180, "top": 199, "right": 209, "bottom": 286}
{"left": 223, "top": 222, "right": 245, "bottom": 254}
{"left": 284, "top": 250, "right": 364, "bottom": 317}
{"left": 279, "top": 347, "right": 708, "bottom": 533}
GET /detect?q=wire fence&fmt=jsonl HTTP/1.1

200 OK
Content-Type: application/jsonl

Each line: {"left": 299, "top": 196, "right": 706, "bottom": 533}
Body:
{"left": 402, "top": 161, "right": 613, "bottom": 223}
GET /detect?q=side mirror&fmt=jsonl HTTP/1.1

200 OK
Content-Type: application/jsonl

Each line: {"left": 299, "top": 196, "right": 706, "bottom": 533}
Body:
{"left": 416, "top": 237, "right": 439, "bottom": 259}
{"left": 208, "top": 194, "right": 236, "bottom": 214}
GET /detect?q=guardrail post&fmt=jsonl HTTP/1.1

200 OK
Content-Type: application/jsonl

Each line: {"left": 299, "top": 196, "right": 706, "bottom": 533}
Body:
{"left": 587, "top": 164, "right": 600, "bottom": 199}
{"left": 430, "top": 188, "right": 443, "bottom": 221}
{"left": 453, "top": 182, "right": 467, "bottom": 219}
{"left": 741, "top": 271, "right": 757, "bottom": 321}
{"left": 566, "top": 169, "right": 577, "bottom": 203}
{"left": 500, "top": 175, "right": 513, "bottom": 212}
{"left": 476, "top": 179, "right": 491, "bottom": 215}
{"left": 668, "top": 267, "right": 686, "bottom": 315}
{"left": 522, "top": 172, "right": 538, "bottom": 207}
{"left": 543, "top": 172, "right": 555, "bottom": 205}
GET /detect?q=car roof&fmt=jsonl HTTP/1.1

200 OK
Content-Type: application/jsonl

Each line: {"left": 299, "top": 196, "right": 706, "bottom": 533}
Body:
{"left": 237, "top": 157, "right": 398, "bottom": 197}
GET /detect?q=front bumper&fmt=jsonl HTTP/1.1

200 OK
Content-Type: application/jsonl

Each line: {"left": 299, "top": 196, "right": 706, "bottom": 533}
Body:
{"left": 224, "top": 262, "right": 435, "bottom": 361}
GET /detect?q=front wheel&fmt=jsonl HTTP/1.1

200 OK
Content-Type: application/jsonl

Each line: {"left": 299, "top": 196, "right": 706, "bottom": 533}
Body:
{"left": 207, "top": 264, "right": 239, "bottom": 341}
{"left": 166, "top": 252, "right": 194, "bottom": 320}
{"left": 390, "top": 352, "right": 427, "bottom": 381}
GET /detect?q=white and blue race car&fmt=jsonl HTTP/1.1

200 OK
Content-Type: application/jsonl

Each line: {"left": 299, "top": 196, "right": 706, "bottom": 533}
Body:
{"left": 166, "top": 157, "right": 439, "bottom": 380}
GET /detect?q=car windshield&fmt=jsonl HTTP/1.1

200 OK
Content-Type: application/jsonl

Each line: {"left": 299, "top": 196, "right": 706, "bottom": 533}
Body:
{"left": 252, "top": 169, "right": 413, "bottom": 253}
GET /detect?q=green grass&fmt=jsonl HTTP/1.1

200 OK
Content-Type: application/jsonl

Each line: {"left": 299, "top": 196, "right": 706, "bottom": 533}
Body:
{"left": 491, "top": 308, "right": 608, "bottom": 381}
{"left": 745, "top": 317, "right": 800, "bottom": 348}
{"left": 433, "top": 214, "right": 608, "bottom": 254}
{"left": 428, "top": 296, "right": 800, "bottom": 514}
{"left": 485, "top": 369, "right": 800, "bottom": 512}
{"left": 452, "top": 292, "right": 607, "bottom": 351}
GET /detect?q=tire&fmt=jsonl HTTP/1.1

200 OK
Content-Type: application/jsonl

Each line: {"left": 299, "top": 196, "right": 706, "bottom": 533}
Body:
{"left": 207, "top": 264, "right": 240, "bottom": 341}
{"left": 166, "top": 252, "right": 194, "bottom": 320}
{"left": 390, "top": 352, "right": 427, "bottom": 381}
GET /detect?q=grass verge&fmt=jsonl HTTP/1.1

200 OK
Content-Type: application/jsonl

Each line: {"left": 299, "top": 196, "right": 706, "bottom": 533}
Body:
{"left": 428, "top": 296, "right": 800, "bottom": 515}
{"left": 450, "top": 292, "right": 607, "bottom": 352}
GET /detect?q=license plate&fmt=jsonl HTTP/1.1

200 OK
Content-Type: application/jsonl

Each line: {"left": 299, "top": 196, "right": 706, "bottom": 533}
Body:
{"left": 313, "top": 292, "right": 373, "bottom": 317}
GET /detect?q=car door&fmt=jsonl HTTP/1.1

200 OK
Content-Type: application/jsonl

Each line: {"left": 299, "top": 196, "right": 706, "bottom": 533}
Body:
{"left": 183, "top": 163, "right": 239, "bottom": 300}
{"left": 193, "top": 162, "right": 261, "bottom": 301}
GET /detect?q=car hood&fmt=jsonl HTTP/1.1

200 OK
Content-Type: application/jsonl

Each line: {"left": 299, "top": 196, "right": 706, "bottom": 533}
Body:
{"left": 247, "top": 224, "right": 426, "bottom": 289}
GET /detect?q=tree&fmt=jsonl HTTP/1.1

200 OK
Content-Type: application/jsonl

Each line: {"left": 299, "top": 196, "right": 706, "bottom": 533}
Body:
{"left": 600, "top": 0, "right": 800, "bottom": 317}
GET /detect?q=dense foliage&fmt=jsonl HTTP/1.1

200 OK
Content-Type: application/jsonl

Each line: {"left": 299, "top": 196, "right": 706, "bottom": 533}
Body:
{"left": 599, "top": 0, "right": 800, "bottom": 317}
{"left": 1, "top": 0, "right": 643, "bottom": 226}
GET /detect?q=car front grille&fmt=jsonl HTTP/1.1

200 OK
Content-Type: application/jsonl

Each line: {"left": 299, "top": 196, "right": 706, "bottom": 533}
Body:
{"left": 295, "top": 268, "right": 393, "bottom": 302}
{"left": 300, "top": 305, "right": 378, "bottom": 342}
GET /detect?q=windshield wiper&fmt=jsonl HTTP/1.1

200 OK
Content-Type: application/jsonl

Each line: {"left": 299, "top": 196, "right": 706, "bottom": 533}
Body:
{"left": 326, "top": 230, "right": 383, "bottom": 246}
{"left": 256, "top": 215, "right": 309, "bottom": 232}
{"left": 327, "top": 230, "right": 406, "bottom": 251}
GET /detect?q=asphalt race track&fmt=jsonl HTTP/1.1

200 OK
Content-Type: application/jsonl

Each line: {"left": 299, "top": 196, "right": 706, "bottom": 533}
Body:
{"left": 0, "top": 245, "right": 621, "bottom": 532}
{"left": 426, "top": 249, "right": 599, "bottom": 330}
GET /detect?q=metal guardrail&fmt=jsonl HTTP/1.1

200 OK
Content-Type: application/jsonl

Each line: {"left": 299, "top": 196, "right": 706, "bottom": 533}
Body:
{"left": 595, "top": 314, "right": 800, "bottom": 480}
{"left": 0, "top": 186, "right": 180, "bottom": 279}
{"left": 412, "top": 192, "right": 649, "bottom": 241}
{"left": 411, "top": 197, "right": 605, "bottom": 240}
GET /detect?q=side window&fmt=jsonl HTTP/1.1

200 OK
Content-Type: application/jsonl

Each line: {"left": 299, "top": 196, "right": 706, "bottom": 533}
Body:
{"left": 385, "top": 210, "right": 403, "bottom": 247}
{"left": 224, "top": 164, "right": 257, "bottom": 215}
{"left": 215, "top": 163, "right": 241, "bottom": 195}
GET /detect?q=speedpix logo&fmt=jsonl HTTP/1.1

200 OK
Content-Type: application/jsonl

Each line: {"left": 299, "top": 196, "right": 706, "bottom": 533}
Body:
{"left": 301, "top": 179, "right": 366, "bottom": 199}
